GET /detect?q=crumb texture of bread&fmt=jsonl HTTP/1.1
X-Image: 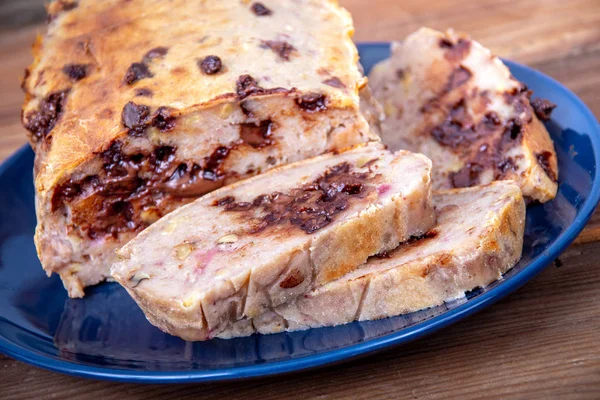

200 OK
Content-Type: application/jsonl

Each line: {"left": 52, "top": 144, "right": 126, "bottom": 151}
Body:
{"left": 110, "top": 143, "right": 436, "bottom": 341}
{"left": 368, "top": 27, "right": 558, "bottom": 203}
{"left": 23, "top": 0, "right": 382, "bottom": 296}
{"left": 217, "top": 180, "right": 525, "bottom": 339}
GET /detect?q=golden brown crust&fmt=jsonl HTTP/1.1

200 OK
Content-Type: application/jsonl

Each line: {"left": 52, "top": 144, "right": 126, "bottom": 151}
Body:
{"left": 22, "top": 0, "right": 368, "bottom": 199}
{"left": 25, "top": 0, "right": 381, "bottom": 295}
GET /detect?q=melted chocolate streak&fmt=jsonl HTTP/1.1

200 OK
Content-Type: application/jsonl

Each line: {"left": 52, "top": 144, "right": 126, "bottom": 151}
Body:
{"left": 425, "top": 60, "right": 536, "bottom": 187}
{"left": 51, "top": 142, "right": 231, "bottom": 239}
{"left": 216, "top": 162, "right": 374, "bottom": 234}
{"left": 46, "top": 63, "right": 329, "bottom": 239}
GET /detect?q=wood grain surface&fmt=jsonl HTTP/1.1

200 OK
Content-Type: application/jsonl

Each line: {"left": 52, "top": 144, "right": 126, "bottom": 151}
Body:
{"left": 1, "top": 0, "right": 600, "bottom": 399}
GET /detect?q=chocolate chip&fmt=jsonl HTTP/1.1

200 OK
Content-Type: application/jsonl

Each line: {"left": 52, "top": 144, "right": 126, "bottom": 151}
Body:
{"left": 236, "top": 74, "right": 262, "bottom": 98}
{"left": 322, "top": 77, "right": 345, "bottom": 88}
{"left": 51, "top": 181, "right": 81, "bottom": 211}
{"left": 439, "top": 38, "right": 471, "bottom": 62}
{"left": 101, "top": 141, "right": 125, "bottom": 167}
{"left": 235, "top": 74, "right": 289, "bottom": 99}
{"left": 505, "top": 119, "right": 523, "bottom": 141}
{"left": 199, "top": 55, "right": 222, "bottom": 75}
{"left": 214, "top": 196, "right": 236, "bottom": 206}
{"left": 134, "top": 88, "right": 153, "bottom": 97}
{"left": 450, "top": 162, "right": 483, "bottom": 188}
{"left": 151, "top": 107, "right": 177, "bottom": 132}
{"left": 446, "top": 65, "right": 472, "bottom": 91}
{"left": 531, "top": 98, "right": 556, "bottom": 121}
{"left": 501, "top": 85, "right": 534, "bottom": 127}
{"left": 261, "top": 40, "right": 295, "bottom": 61}
{"left": 225, "top": 201, "right": 253, "bottom": 211}
{"left": 439, "top": 38, "right": 453, "bottom": 48}
{"left": 24, "top": 90, "right": 69, "bottom": 141}
{"left": 144, "top": 46, "right": 169, "bottom": 61}
{"left": 239, "top": 120, "right": 273, "bottom": 148}
{"left": 203, "top": 146, "right": 231, "bottom": 181}
{"left": 251, "top": 2, "right": 272, "bottom": 16}
{"left": 296, "top": 93, "right": 328, "bottom": 112}
{"left": 121, "top": 101, "right": 150, "bottom": 136}
{"left": 497, "top": 157, "right": 518, "bottom": 175}
{"left": 536, "top": 151, "right": 557, "bottom": 182}
{"left": 431, "top": 99, "right": 477, "bottom": 148}
{"left": 62, "top": 64, "right": 88, "bottom": 81}
{"left": 124, "top": 62, "right": 153, "bottom": 85}
{"left": 221, "top": 162, "right": 372, "bottom": 234}
{"left": 153, "top": 146, "right": 177, "bottom": 172}
{"left": 482, "top": 111, "right": 501, "bottom": 126}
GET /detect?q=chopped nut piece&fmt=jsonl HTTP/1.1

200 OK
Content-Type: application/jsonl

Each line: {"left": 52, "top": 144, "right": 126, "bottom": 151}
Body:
{"left": 161, "top": 221, "right": 178, "bottom": 235}
{"left": 182, "top": 293, "right": 197, "bottom": 308}
{"left": 69, "top": 263, "right": 82, "bottom": 273}
{"left": 140, "top": 208, "right": 161, "bottom": 224}
{"left": 217, "top": 234, "right": 238, "bottom": 244}
{"left": 383, "top": 102, "right": 396, "bottom": 118}
{"left": 174, "top": 242, "right": 195, "bottom": 260}
{"left": 356, "top": 156, "right": 371, "bottom": 168}
{"left": 219, "top": 103, "right": 234, "bottom": 119}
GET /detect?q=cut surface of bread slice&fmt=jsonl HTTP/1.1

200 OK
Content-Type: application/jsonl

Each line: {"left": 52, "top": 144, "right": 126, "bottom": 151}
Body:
{"left": 214, "top": 181, "right": 524, "bottom": 339}
{"left": 368, "top": 27, "right": 558, "bottom": 203}
{"left": 24, "top": 0, "right": 382, "bottom": 297}
{"left": 111, "top": 143, "right": 435, "bottom": 341}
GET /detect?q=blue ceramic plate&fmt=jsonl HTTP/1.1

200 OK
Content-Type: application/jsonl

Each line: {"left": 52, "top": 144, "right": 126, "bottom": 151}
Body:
{"left": 1, "top": 44, "right": 599, "bottom": 383}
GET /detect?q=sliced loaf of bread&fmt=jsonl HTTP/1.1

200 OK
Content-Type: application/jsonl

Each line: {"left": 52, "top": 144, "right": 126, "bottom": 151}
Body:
{"left": 219, "top": 181, "right": 525, "bottom": 339}
{"left": 111, "top": 142, "right": 435, "bottom": 340}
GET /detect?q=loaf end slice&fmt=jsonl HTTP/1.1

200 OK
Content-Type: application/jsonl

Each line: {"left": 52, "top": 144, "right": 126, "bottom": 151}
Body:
{"left": 368, "top": 27, "right": 558, "bottom": 202}
{"left": 111, "top": 142, "right": 435, "bottom": 340}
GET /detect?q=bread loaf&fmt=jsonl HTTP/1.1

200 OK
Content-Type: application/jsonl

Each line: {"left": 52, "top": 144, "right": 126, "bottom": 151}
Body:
{"left": 111, "top": 142, "right": 435, "bottom": 341}
{"left": 22, "top": 0, "right": 381, "bottom": 296}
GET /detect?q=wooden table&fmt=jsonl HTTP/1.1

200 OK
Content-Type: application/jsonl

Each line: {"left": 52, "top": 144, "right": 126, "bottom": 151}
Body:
{"left": 1, "top": 0, "right": 599, "bottom": 398}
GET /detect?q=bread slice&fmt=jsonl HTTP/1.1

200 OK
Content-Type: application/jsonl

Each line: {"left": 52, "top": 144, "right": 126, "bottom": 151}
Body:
{"left": 23, "top": 0, "right": 382, "bottom": 297}
{"left": 111, "top": 142, "right": 435, "bottom": 341}
{"left": 217, "top": 181, "right": 524, "bottom": 339}
{"left": 368, "top": 27, "right": 558, "bottom": 202}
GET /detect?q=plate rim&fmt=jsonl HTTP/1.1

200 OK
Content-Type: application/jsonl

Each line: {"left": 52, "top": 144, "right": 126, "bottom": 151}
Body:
{"left": 1, "top": 46, "right": 600, "bottom": 383}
